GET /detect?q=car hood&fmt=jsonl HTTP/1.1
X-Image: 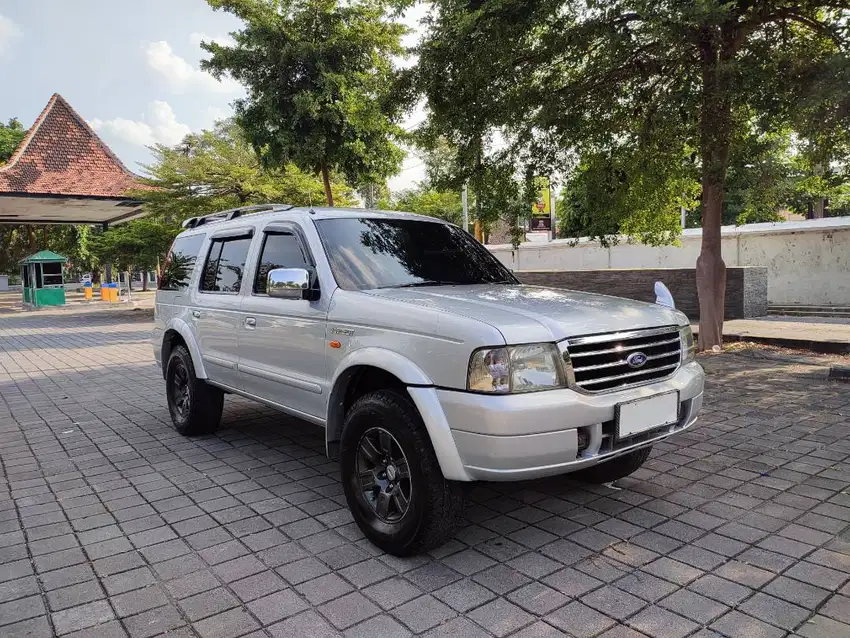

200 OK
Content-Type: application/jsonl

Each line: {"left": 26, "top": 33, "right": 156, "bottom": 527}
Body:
{"left": 364, "top": 284, "right": 685, "bottom": 344}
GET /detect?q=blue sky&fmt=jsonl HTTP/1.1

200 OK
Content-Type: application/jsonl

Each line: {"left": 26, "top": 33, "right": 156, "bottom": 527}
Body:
{"left": 0, "top": 0, "right": 426, "bottom": 191}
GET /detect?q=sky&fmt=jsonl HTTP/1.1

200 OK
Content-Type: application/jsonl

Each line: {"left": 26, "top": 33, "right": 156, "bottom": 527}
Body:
{"left": 0, "top": 0, "right": 428, "bottom": 192}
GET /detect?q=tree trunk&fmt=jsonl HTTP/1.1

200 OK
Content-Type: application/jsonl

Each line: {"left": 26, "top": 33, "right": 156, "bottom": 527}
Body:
{"left": 696, "top": 32, "right": 733, "bottom": 351}
{"left": 27, "top": 226, "right": 37, "bottom": 253}
{"left": 813, "top": 198, "right": 825, "bottom": 219}
{"left": 321, "top": 161, "right": 334, "bottom": 207}
{"left": 142, "top": 270, "right": 149, "bottom": 292}
{"left": 696, "top": 183, "right": 727, "bottom": 350}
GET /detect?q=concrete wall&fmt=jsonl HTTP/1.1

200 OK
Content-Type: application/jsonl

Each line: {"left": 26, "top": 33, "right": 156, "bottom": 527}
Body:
{"left": 490, "top": 217, "right": 850, "bottom": 306}
{"left": 517, "top": 268, "right": 767, "bottom": 320}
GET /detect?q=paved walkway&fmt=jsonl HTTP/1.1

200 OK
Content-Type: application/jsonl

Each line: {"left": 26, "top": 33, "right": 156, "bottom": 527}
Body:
{"left": 1, "top": 310, "right": 849, "bottom": 637}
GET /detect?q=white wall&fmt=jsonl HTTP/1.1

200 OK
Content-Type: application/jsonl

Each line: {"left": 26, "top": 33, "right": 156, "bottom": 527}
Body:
{"left": 489, "top": 218, "right": 850, "bottom": 306}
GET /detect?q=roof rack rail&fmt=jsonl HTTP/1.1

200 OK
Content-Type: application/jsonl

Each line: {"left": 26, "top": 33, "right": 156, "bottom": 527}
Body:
{"left": 182, "top": 203, "right": 296, "bottom": 229}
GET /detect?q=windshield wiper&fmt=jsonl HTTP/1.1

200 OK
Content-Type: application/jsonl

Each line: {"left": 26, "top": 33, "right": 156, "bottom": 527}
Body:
{"left": 386, "top": 280, "right": 461, "bottom": 288}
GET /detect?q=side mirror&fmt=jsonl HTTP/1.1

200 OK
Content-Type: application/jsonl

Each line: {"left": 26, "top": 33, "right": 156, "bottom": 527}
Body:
{"left": 267, "top": 268, "right": 311, "bottom": 300}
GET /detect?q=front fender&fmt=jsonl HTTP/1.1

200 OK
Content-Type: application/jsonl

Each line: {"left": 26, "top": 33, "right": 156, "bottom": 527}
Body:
{"left": 331, "top": 347, "right": 434, "bottom": 388}
{"left": 163, "top": 318, "right": 207, "bottom": 379}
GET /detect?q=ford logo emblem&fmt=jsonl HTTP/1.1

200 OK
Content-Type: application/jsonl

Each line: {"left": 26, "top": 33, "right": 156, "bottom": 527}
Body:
{"left": 626, "top": 352, "right": 648, "bottom": 368}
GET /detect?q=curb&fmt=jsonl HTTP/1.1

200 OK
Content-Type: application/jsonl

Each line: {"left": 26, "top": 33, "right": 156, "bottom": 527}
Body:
{"left": 695, "top": 330, "right": 850, "bottom": 355}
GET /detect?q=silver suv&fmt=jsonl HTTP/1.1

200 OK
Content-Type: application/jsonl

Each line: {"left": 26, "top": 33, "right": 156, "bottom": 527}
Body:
{"left": 153, "top": 204, "right": 704, "bottom": 555}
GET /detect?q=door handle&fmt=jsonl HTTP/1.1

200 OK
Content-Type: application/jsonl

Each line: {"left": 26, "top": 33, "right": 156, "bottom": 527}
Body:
{"left": 191, "top": 310, "right": 201, "bottom": 319}
{"left": 244, "top": 317, "right": 256, "bottom": 329}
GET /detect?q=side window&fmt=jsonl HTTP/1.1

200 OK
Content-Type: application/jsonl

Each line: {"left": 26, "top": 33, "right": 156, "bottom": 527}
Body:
{"left": 159, "top": 234, "right": 205, "bottom": 291}
{"left": 42, "top": 262, "right": 63, "bottom": 286}
{"left": 200, "top": 236, "right": 252, "bottom": 293}
{"left": 254, "top": 232, "right": 308, "bottom": 294}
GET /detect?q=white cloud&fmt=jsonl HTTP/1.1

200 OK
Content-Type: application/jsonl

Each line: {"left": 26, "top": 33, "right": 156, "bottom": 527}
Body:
{"left": 0, "top": 13, "right": 22, "bottom": 55}
{"left": 89, "top": 101, "right": 191, "bottom": 147}
{"left": 202, "top": 105, "right": 232, "bottom": 125}
{"left": 144, "top": 40, "right": 240, "bottom": 94}
{"left": 189, "top": 32, "right": 235, "bottom": 48}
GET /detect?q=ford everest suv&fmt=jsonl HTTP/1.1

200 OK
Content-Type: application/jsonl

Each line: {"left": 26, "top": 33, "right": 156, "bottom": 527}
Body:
{"left": 153, "top": 204, "right": 704, "bottom": 555}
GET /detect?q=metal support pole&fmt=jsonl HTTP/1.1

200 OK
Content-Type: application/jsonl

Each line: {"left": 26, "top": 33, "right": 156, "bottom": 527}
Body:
{"left": 549, "top": 180, "right": 556, "bottom": 242}
{"left": 462, "top": 183, "right": 469, "bottom": 232}
{"left": 102, "top": 222, "right": 112, "bottom": 284}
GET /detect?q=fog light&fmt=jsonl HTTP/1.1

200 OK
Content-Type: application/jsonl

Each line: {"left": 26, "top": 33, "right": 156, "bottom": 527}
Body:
{"left": 577, "top": 429, "right": 590, "bottom": 453}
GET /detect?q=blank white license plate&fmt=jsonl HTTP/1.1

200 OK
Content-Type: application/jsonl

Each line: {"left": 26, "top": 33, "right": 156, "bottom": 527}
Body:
{"left": 616, "top": 392, "right": 679, "bottom": 439}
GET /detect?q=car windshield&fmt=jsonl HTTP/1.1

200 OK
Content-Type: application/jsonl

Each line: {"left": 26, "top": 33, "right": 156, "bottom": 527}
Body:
{"left": 315, "top": 217, "right": 518, "bottom": 291}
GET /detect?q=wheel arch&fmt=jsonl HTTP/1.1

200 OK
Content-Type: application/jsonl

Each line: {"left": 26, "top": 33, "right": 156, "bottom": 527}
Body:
{"left": 325, "top": 349, "right": 471, "bottom": 482}
{"left": 325, "top": 349, "right": 432, "bottom": 458}
{"left": 161, "top": 319, "right": 207, "bottom": 379}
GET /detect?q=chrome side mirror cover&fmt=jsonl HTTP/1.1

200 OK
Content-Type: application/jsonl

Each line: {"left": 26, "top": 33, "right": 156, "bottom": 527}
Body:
{"left": 267, "top": 268, "right": 310, "bottom": 300}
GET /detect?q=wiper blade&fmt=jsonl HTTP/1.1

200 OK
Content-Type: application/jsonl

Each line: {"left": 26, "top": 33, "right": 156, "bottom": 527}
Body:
{"left": 388, "top": 280, "right": 460, "bottom": 288}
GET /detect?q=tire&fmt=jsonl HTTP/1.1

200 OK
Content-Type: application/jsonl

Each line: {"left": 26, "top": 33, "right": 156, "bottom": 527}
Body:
{"left": 165, "top": 345, "right": 223, "bottom": 436}
{"left": 573, "top": 446, "right": 652, "bottom": 484}
{"left": 340, "top": 390, "right": 465, "bottom": 556}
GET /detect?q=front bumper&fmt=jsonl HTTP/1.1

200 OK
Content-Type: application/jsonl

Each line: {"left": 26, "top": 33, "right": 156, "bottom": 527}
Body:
{"left": 420, "top": 361, "right": 704, "bottom": 481}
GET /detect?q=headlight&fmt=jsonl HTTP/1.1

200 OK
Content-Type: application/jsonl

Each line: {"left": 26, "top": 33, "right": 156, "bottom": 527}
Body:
{"left": 468, "top": 343, "right": 565, "bottom": 393}
{"left": 680, "top": 325, "right": 696, "bottom": 363}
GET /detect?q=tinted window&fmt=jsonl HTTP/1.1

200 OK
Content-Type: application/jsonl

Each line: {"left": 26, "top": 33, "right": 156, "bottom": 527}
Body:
{"left": 316, "top": 218, "right": 517, "bottom": 290}
{"left": 254, "top": 233, "right": 308, "bottom": 294}
{"left": 200, "top": 236, "right": 252, "bottom": 293}
{"left": 159, "top": 234, "right": 205, "bottom": 291}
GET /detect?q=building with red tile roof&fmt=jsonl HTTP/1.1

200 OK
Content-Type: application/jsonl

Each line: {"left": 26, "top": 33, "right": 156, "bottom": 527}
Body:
{"left": 0, "top": 93, "right": 148, "bottom": 225}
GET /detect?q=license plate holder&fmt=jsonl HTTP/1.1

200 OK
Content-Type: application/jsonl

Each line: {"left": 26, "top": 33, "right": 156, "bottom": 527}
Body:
{"left": 616, "top": 391, "right": 680, "bottom": 440}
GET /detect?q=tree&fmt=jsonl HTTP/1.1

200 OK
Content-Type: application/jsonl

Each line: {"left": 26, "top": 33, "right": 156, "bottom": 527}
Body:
{"left": 559, "top": 147, "right": 698, "bottom": 245}
{"left": 417, "top": 1, "right": 850, "bottom": 349}
{"left": 0, "top": 118, "right": 27, "bottom": 164}
{"left": 90, "top": 219, "right": 176, "bottom": 290}
{"left": 380, "top": 184, "right": 464, "bottom": 225}
{"left": 201, "top": 0, "right": 409, "bottom": 206}
{"left": 135, "top": 119, "right": 354, "bottom": 223}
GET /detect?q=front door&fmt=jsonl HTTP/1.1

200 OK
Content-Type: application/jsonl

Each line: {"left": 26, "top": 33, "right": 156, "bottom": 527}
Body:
{"left": 190, "top": 232, "right": 254, "bottom": 390}
{"left": 238, "top": 226, "right": 328, "bottom": 421}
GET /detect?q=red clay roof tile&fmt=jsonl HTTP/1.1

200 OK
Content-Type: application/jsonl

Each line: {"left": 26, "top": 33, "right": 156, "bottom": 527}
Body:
{"left": 0, "top": 93, "right": 150, "bottom": 198}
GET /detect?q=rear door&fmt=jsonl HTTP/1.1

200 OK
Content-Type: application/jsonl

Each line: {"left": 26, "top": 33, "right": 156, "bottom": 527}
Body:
{"left": 190, "top": 228, "right": 254, "bottom": 389}
{"left": 238, "top": 222, "right": 329, "bottom": 421}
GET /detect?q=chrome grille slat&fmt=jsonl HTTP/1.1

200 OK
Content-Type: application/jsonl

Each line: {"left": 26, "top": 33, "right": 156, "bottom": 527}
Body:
{"left": 569, "top": 336, "right": 681, "bottom": 358}
{"left": 578, "top": 363, "right": 679, "bottom": 386}
{"left": 572, "top": 350, "right": 680, "bottom": 373}
{"left": 566, "top": 326, "right": 683, "bottom": 393}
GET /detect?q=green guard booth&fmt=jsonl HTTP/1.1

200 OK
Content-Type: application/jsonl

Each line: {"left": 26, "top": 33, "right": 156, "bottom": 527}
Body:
{"left": 19, "top": 250, "right": 67, "bottom": 308}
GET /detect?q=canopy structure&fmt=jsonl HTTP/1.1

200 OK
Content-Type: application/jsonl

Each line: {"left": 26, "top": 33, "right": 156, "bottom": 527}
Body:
{"left": 0, "top": 93, "right": 149, "bottom": 225}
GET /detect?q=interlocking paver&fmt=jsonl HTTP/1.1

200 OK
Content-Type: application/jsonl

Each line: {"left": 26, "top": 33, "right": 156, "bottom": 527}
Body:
{"left": 3, "top": 309, "right": 850, "bottom": 637}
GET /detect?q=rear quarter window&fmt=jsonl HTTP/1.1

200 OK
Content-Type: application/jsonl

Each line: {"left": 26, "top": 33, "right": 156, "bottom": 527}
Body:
{"left": 159, "top": 233, "right": 206, "bottom": 291}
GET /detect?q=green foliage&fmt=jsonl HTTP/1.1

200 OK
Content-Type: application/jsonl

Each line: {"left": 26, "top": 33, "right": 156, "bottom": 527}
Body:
{"left": 201, "top": 0, "right": 409, "bottom": 204}
{"left": 417, "top": 0, "right": 850, "bottom": 244}
{"left": 90, "top": 219, "right": 177, "bottom": 275}
{"left": 0, "top": 118, "right": 27, "bottom": 164}
{"left": 134, "top": 120, "right": 354, "bottom": 223}
{"left": 380, "top": 184, "right": 463, "bottom": 225}
{"left": 559, "top": 145, "right": 699, "bottom": 246}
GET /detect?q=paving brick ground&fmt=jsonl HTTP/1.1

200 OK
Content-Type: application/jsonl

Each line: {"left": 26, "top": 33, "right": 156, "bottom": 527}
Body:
{"left": 1, "top": 308, "right": 849, "bottom": 637}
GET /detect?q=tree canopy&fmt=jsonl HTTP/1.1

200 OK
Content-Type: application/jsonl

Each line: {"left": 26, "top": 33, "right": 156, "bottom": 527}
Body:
{"left": 201, "top": 0, "right": 410, "bottom": 205}
{"left": 416, "top": 0, "right": 850, "bottom": 347}
{"left": 0, "top": 118, "right": 27, "bottom": 164}
{"left": 135, "top": 119, "right": 354, "bottom": 223}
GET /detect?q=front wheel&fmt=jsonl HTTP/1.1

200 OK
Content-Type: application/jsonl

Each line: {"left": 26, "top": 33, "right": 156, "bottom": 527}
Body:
{"left": 340, "top": 390, "right": 465, "bottom": 556}
{"left": 573, "top": 446, "right": 652, "bottom": 484}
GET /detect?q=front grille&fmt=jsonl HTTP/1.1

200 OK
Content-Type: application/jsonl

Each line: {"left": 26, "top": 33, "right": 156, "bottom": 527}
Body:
{"left": 567, "top": 327, "right": 682, "bottom": 393}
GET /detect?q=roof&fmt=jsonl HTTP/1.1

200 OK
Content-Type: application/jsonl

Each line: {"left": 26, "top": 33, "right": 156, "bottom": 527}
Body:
{"left": 19, "top": 250, "right": 67, "bottom": 264}
{"left": 179, "top": 206, "right": 443, "bottom": 236}
{"left": 0, "top": 93, "right": 148, "bottom": 198}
